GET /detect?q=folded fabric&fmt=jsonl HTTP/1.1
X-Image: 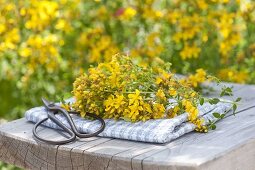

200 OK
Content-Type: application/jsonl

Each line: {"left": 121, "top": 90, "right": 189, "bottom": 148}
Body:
{"left": 25, "top": 98, "right": 232, "bottom": 143}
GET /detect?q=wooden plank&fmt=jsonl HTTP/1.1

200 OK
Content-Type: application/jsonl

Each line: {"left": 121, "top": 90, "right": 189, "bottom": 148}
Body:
{"left": 231, "top": 84, "right": 255, "bottom": 102}
{"left": 0, "top": 124, "right": 50, "bottom": 169}
{"left": 81, "top": 139, "right": 145, "bottom": 170}
{"left": 0, "top": 118, "right": 117, "bottom": 169}
{"left": 0, "top": 118, "right": 31, "bottom": 131}
{"left": 0, "top": 120, "right": 69, "bottom": 169}
{"left": 55, "top": 137, "right": 110, "bottom": 169}
{"left": 0, "top": 118, "right": 113, "bottom": 169}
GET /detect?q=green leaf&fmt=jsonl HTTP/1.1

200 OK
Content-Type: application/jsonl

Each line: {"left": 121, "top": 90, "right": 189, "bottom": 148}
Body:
{"left": 211, "top": 124, "right": 216, "bottom": 130}
{"left": 213, "top": 112, "right": 221, "bottom": 118}
{"left": 235, "top": 97, "right": 242, "bottom": 102}
{"left": 214, "top": 98, "right": 220, "bottom": 104}
{"left": 200, "top": 98, "right": 204, "bottom": 105}
{"left": 220, "top": 86, "right": 233, "bottom": 96}
{"left": 233, "top": 104, "right": 237, "bottom": 115}
{"left": 220, "top": 114, "right": 226, "bottom": 119}
{"left": 209, "top": 98, "right": 220, "bottom": 104}
{"left": 220, "top": 91, "right": 224, "bottom": 97}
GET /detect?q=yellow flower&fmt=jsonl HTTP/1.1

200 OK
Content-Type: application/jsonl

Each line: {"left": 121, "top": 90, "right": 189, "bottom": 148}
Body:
{"left": 161, "top": 71, "right": 172, "bottom": 80}
{"left": 172, "top": 33, "right": 182, "bottom": 43}
{"left": 218, "top": 68, "right": 248, "bottom": 83}
{"left": 104, "top": 95, "right": 115, "bottom": 113}
{"left": 167, "top": 10, "right": 181, "bottom": 24}
{"left": 55, "top": 19, "right": 71, "bottom": 32}
{"left": 19, "top": 8, "right": 26, "bottom": 16}
{"left": 142, "top": 102, "right": 153, "bottom": 114}
{"left": 219, "top": 34, "right": 240, "bottom": 58}
{"left": 104, "top": 94, "right": 127, "bottom": 119}
{"left": 0, "top": 24, "right": 6, "bottom": 34}
{"left": 114, "top": 95, "right": 126, "bottom": 110}
{"left": 61, "top": 103, "right": 71, "bottom": 112}
{"left": 122, "top": 7, "right": 136, "bottom": 20}
{"left": 197, "top": 0, "right": 208, "bottom": 10}
{"left": 156, "top": 77, "right": 163, "bottom": 84}
{"left": 167, "top": 106, "right": 180, "bottom": 118}
{"left": 156, "top": 89, "right": 166, "bottom": 101}
{"left": 182, "top": 99, "right": 199, "bottom": 121}
{"left": 127, "top": 103, "right": 141, "bottom": 121}
{"left": 155, "top": 71, "right": 172, "bottom": 85}
{"left": 184, "top": 69, "right": 207, "bottom": 88}
{"left": 109, "top": 73, "right": 120, "bottom": 88}
{"left": 196, "top": 69, "right": 207, "bottom": 81}
{"left": 19, "top": 47, "right": 32, "bottom": 58}
{"left": 191, "top": 92, "right": 197, "bottom": 97}
{"left": 128, "top": 89, "right": 142, "bottom": 105}
{"left": 194, "top": 118, "right": 208, "bottom": 132}
{"left": 147, "top": 33, "right": 159, "bottom": 47}
{"left": 155, "top": 10, "right": 163, "bottom": 18}
{"left": 202, "top": 34, "right": 208, "bottom": 42}
{"left": 25, "top": 1, "right": 59, "bottom": 31}
{"left": 152, "top": 103, "right": 165, "bottom": 119}
{"left": 180, "top": 43, "right": 201, "bottom": 60}
{"left": 169, "top": 88, "right": 177, "bottom": 96}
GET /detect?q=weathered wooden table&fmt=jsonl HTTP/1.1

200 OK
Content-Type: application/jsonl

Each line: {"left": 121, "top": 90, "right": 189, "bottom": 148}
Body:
{"left": 0, "top": 83, "right": 255, "bottom": 170}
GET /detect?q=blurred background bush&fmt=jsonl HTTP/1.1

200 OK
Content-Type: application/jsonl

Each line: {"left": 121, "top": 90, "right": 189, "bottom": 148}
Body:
{"left": 0, "top": 0, "right": 255, "bottom": 169}
{"left": 1, "top": 0, "right": 255, "bottom": 120}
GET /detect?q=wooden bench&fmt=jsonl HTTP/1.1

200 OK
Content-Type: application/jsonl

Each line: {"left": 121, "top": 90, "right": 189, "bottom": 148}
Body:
{"left": 0, "top": 82, "right": 255, "bottom": 170}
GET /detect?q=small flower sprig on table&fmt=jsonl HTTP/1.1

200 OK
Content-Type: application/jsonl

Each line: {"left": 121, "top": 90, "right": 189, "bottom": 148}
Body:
{"left": 71, "top": 54, "right": 240, "bottom": 132}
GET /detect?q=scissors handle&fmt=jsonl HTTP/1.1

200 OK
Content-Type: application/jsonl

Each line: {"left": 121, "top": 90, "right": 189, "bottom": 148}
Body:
{"left": 33, "top": 112, "right": 76, "bottom": 145}
{"left": 33, "top": 98, "right": 106, "bottom": 145}
{"left": 58, "top": 107, "right": 105, "bottom": 138}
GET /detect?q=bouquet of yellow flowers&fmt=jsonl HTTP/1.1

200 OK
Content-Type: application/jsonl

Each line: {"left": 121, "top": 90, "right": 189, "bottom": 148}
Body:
{"left": 70, "top": 55, "right": 239, "bottom": 132}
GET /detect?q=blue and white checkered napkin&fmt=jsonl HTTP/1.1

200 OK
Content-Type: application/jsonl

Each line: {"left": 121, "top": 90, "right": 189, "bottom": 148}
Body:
{"left": 25, "top": 98, "right": 232, "bottom": 143}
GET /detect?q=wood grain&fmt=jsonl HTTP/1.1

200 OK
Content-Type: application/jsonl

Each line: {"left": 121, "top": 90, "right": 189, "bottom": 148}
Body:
{"left": 0, "top": 83, "right": 254, "bottom": 170}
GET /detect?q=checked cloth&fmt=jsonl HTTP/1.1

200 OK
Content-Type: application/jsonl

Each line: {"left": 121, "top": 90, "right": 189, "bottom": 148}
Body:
{"left": 25, "top": 98, "right": 232, "bottom": 143}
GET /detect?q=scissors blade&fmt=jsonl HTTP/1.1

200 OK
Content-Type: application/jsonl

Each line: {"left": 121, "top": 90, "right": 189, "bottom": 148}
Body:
{"left": 41, "top": 97, "right": 55, "bottom": 109}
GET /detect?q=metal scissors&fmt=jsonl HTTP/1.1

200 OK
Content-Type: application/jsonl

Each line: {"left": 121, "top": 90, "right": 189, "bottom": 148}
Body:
{"left": 33, "top": 98, "right": 105, "bottom": 145}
